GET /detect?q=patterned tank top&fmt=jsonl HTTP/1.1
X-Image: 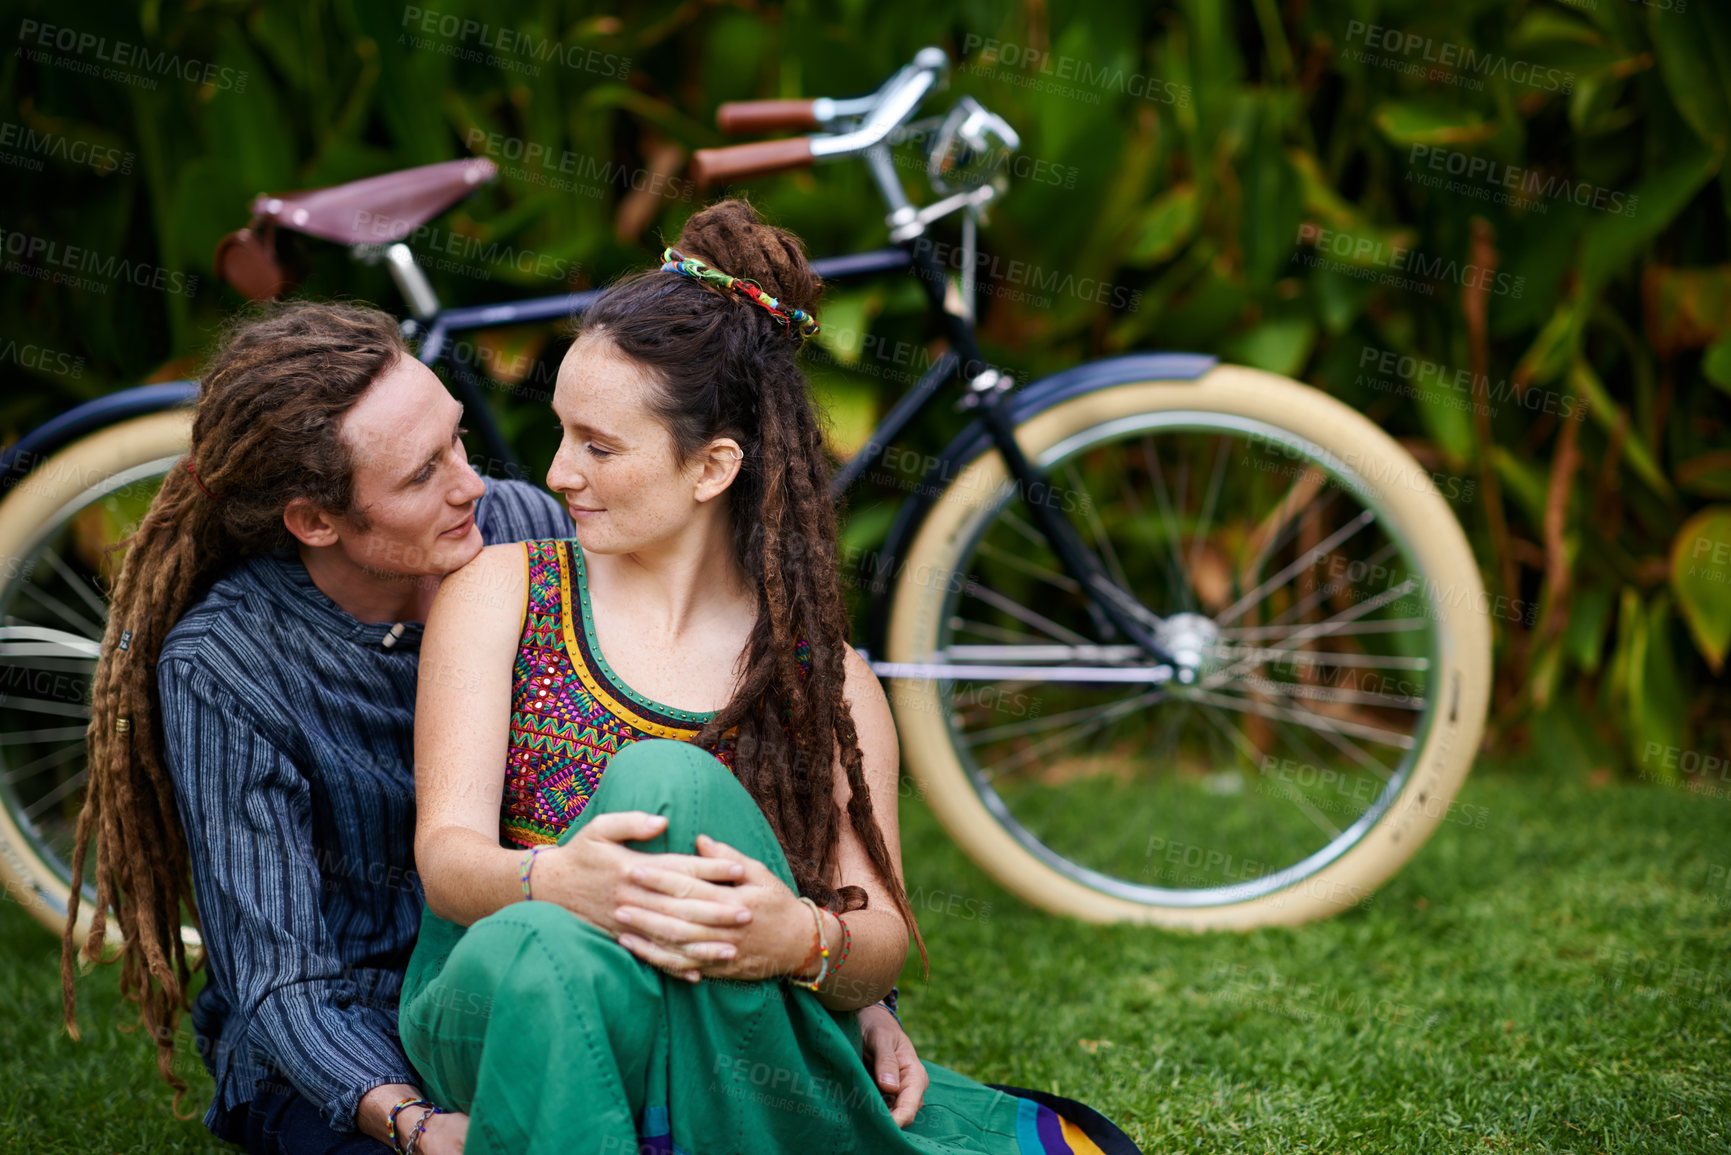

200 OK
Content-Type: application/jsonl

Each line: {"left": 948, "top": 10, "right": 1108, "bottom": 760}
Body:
{"left": 500, "top": 538, "right": 809, "bottom": 848}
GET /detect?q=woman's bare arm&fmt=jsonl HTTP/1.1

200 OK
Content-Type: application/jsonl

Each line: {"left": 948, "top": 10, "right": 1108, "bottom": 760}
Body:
{"left": 413, "top": 543, "right": 537, "bottom": 924}
{"left": 813, "top": 645, "right": 911, "bottom": 1009}
{"left": 413, "top": 543, "right": 747, "bottom": 939}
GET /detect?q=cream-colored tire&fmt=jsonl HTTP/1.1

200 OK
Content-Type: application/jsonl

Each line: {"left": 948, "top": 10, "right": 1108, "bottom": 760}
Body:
{"left": 0, "top": 408, "right": 198, "bottom": 950}
{"left": 884, "top": 365, "right": 1491, "bottom": 929}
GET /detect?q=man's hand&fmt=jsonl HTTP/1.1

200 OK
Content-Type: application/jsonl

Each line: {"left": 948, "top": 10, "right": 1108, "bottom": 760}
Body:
{"left": 416, "top": 1109, "right": 468, "bottom": 1154}
{"left": 860, "top": 1004, "right": 928, "bottom": 1127}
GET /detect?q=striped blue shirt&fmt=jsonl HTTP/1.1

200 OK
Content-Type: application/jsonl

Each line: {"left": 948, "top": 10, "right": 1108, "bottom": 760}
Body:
{"left": 158, "top": 478, "right": 571, "bottom": 1138}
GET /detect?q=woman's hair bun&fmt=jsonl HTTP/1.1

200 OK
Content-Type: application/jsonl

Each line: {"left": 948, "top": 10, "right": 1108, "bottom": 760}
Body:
{"left": 675, "top": 199, "right": 823, "bottom": 315}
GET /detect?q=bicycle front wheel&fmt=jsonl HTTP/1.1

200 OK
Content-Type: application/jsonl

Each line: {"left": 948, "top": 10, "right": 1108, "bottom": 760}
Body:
{"left": 883, "top": 364, "right": 1491, "bottom": 929}
{"left": 0, "top": 407, "right": 199, "bottom": 949}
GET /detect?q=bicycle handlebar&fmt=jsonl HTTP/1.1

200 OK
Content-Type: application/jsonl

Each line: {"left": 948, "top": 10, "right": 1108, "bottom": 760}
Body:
{"left": 692, "top": 47, "right": 949, "bottom": 188}
{"left": 716, "top": 99, "right": 821, "bottom": 134}
{"left": 690, "top": 137, "right": 815, "bottom": 186}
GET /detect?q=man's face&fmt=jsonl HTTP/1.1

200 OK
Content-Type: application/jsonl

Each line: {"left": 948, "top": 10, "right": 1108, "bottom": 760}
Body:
{"left": 332, "top": 356, "right": 488, "bottom": 578}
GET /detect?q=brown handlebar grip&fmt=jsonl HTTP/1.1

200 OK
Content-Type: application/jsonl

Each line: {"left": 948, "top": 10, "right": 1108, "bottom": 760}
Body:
{"left": 716, "top": 99, "right": 820, "bottom": 135}
{"left": 690, "top": 138, "right": 816, "bottom": 187}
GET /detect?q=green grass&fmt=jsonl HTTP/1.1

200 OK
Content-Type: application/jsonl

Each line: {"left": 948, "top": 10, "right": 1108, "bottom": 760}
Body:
{"left": 7, "top": 762, "right": 1727, "bottom": 1153}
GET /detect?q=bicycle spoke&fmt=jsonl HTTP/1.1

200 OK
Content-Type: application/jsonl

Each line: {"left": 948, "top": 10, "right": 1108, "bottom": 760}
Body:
{"left": 23, "top": 767, "right": 89, "bottom": 822}
{"left": 0, "top": 693, "right": 91, "bottom": 719}
{"left": 964, "top": 581, "right": 1091, "bottom": 645}
{"left": 946, "top": 643, "right": 1144, "bottom": 661}
{"left": 1, "top": 739, "right": 84, "bottom": 787}
{"left": 1141, "top": 436, "right": 1196, "bottom": 613}
{"left": 40, "top": 546, "right": 110, "bottom": 624}
{"left": 963, "top": 690, "right": 1162, "bottom": 746}
{"left": 0, "top": 626, "right": 104, "bottom": 660}
{"left": 17, "top": 580, "right": 104, "bottom": 640}
{"left": 1217, "top": 617, "right": 1428, "bottom": 642}
{"left": 1197, "top": 703, "right": 1342, "bottom": 840}
{"left": 1216, "top": 508, "right": 1377, "bottom": 626}
{"left": 1184, "top": 687, "right": 1415, "bottom": 749}
{"left": 978, "top": 694, "right": 1147, "bottom": 781}
{"left": 1263, "top": 541, "right": 1400, "bottom": 627}
{"left": 1212, "top": 645, "right": 1429, "bottom": 670}
{"left": 1063, "top": 460, "right": 1131, "bottom": 593}
{"left": 1311, "top": 719, "right": 1395, "bottom": 782}
{"left": 0, "top": 725, "right": 90, "bottom": 746}
{"left": 1186, "top": 435, "right": 1229, "bottom": 580}
{"left": 1235, "top": 674, "right": 1424, "bottom": 710}
{"left": 950, "top": 619, "right": 1046, "bottom": 645}
{"left": 974, "top": 541, "right": 1081, "bottom": 593}
{"left": 1237, "top": 468, "right": 1333, "bottom": 596}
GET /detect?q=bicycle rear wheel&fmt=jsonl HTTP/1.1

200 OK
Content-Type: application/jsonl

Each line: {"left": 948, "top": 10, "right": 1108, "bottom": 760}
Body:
{"left": 883, "top": 364, "right": 1491, "bottom": 928}
{"left": 0, "top": 408, "right": 199, "bottom": 949}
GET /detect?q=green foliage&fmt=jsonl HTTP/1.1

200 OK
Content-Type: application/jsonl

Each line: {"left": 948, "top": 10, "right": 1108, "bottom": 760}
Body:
{"left": 3, "top": 0, "right": 1728, "bottom": 776}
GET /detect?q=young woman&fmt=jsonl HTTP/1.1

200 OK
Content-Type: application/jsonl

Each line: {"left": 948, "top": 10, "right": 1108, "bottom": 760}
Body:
{"left": 403, "top": 200, "right": 1140, "bottom": 1155}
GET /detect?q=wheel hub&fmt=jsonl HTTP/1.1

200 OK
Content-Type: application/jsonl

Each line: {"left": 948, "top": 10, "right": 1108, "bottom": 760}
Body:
{"left": 1154, "top": 611, "right": 1219, "bottom": 685}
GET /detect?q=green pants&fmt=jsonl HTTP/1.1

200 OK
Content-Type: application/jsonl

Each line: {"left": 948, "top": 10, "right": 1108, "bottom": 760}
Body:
{"left": 399, "top": 739, "right": 1101, "bottom": 1155}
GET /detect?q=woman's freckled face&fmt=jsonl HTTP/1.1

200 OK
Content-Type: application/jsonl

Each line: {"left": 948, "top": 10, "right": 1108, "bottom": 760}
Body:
{"left": 547, "top": 335, "right": 704, "bottom": 553}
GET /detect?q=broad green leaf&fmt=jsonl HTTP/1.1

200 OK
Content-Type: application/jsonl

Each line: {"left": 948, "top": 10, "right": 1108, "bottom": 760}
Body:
{"left": 1629, "top": 595, "right": 1690, "bottom": 777}
{"left": 809, "top": 287, "right": 881, "bottom": 368}
{"left": 1126, "top": 185, "right": 1199, "bottom": 267}
{"left": 1513, "top": 301, "right": 1582, "bottom": 390}
{"left": 1642, "top": 265, "right": 1731, "bottom": 354}
{"left": 1492, "top": 445, "right": 1549, "bottom": 528}
{"left": 1578, "top": 147, "right": 1719, "bottom": 297}
{"left": 1564, "top": 582, "right": 1615, "bottom": 674}
{"left": 1570, "top": 360, "right": 1672, "bottom": 498}
{"left": 1372, "top": 102, "right": 1496, "bottom": 148}
{"left": 1529, "top": 635, "right": 1563, "bottom": 710}
{"left": 1649, "top": 4, "right": 1731, "bottom": 153}
{"left": 808, "top": 370, "right": 878, "bottom": 460}
{"left": 1287, "top": 149, "right": 1362, "bottom": 231}
{"left": 1510, "top": 8, "right": 1604, "bottom": 49}
{"left": 1703, "top": 334, "right": 1731, "bottom": 397}
{"left": 1677, "top": 452, "right": 1731, "bottom": 498}
{"left": 1669, "top": 507, "right": 1731, "bottom": 673}
{"left": 1222, "top": 315, "right": 1314, "bottom": 377}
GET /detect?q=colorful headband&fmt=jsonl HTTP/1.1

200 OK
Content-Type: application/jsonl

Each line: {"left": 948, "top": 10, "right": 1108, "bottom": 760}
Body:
{"left": 660, "top": 246, "right": 820, "bottom": 344}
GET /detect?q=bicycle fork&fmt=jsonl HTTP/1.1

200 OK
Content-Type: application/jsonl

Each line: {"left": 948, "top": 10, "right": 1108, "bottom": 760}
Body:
{"left": 898, "top": 233, "right": 1183, "bottom": 678}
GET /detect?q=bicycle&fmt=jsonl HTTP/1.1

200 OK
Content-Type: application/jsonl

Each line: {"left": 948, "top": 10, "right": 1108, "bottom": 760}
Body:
{"left": 0, "top": 47, "right": 1490, "bottom": 951}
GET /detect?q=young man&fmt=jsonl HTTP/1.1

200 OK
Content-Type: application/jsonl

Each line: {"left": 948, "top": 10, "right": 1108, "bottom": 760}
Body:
{"left": 67, "top": 303, "right": 925, "bottom": 1155}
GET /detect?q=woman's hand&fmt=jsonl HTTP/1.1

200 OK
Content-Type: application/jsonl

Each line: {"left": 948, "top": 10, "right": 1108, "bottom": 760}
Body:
{"left": 609, "top": 832, "right": 811, "bottom": 982}
{"left": 860, "top": 1004, "right": 929, "bottom": 1127}
{"left": 539, "top": 811, "right": 750, "bottom": 975}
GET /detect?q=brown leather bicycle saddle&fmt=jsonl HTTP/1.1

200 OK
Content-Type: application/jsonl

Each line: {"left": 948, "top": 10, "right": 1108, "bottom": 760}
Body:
{"left": 214, "top": 157, "right": 497, "bottom": 299}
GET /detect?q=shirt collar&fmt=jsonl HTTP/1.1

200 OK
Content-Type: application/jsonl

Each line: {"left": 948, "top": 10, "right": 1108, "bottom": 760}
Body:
{"left": 254, "top": 551, "right": 428, "bottom": 650}
{"left": 246, "top": 478, "right": 510, "bottom": 651}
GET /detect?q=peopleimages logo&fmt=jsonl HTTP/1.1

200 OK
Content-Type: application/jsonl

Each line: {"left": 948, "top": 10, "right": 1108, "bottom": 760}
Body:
{"left": 1293, "top": 223, "right": 1526, "bottom": 299}
{"left": 16, "top": 19, "right": 248, "bottom": 92}
{"left": 1342, "top": 21, "right": 1574, "bottom": 93}
{"left": 0, "top": 226, "right": 198, "bottom": 297}
{"left": 1406, "top": 145, "right": 1637, "bottom": 218}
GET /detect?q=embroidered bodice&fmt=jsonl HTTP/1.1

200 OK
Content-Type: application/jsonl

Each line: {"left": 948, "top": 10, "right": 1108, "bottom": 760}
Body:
{"left": 500, "top": 538, "right": 809, "bottom": 848}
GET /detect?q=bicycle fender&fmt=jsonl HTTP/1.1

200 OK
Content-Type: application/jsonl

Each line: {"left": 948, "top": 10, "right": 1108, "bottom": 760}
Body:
{"left": 1, "top": 380, "right": 199, "bottom": 490}
{"left": 859, "top": 352, "right": 1216, "bottom": 658}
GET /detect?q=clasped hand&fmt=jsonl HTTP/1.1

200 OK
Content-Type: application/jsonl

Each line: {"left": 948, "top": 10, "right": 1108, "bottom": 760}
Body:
{"left": 545, "top": 810, "right": 804, "bottom": 982}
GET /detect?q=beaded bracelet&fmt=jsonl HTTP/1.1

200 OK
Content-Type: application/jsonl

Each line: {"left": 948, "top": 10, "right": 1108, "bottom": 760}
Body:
{"left": 519, "top": 845, "right": 545, "bottom": 901}
{"left": 789, "top": 896, "right": 831, "bottom": 991}
{"left": 829, "top": 913, "right": 853, "bottom": 977}
{"left": 403, "top": 1104, "right": 442, "bottom": 1155}
{"left": 387, "top": 1097, "right": 432, "bottom": 1152}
